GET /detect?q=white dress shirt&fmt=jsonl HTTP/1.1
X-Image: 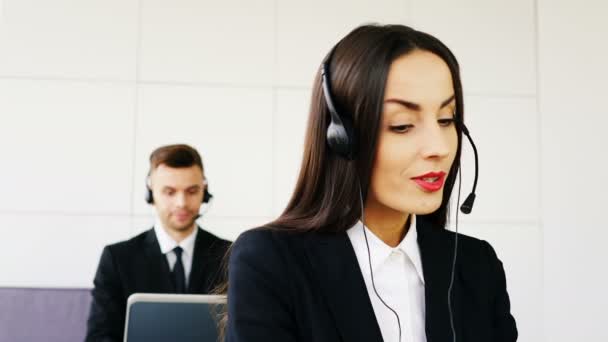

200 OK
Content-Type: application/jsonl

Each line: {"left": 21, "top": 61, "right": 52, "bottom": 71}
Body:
{"left": 154, "top": 220, "right": 198, "bottom": 287}
{"left": 347, "top": 215, "right": 426, "bottom": 342}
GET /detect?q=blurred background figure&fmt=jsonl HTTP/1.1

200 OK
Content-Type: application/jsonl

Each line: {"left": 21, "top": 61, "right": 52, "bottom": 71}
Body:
{"left": 85, "top": 144, "right": 230, "bottom": 341}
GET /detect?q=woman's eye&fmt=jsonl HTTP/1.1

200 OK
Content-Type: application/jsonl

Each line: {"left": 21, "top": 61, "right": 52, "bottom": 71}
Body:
{"left": 438, "top": 118, "right": 456, "bottom": 127}
{"left": 389, "top": 124, "right": 414, "bottom": 133}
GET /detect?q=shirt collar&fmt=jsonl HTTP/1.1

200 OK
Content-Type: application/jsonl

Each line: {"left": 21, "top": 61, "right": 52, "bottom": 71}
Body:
{"left": 347, "top": 214, "right": 425, "bottom": 284}
{"left": 154, "top": 218, "right": 198, "bottom": 257}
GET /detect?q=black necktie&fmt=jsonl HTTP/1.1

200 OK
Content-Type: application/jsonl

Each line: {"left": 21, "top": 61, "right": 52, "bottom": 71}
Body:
{"left": 172, "top": 246, "right": 186, "bottom": 294}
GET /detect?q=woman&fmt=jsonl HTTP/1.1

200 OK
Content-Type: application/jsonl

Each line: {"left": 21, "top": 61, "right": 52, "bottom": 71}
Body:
{"left": 226, "top": 24, "right": 517, "bottom": 342}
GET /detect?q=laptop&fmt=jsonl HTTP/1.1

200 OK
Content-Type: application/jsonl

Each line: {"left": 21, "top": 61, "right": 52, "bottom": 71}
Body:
{"left": 123, "top": 293, "right": 226, "bottom": 342}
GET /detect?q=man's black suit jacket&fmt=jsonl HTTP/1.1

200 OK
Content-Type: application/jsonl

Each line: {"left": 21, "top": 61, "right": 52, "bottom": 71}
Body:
{"left": 86, "top": 227, "right": 231, "bottom": 342}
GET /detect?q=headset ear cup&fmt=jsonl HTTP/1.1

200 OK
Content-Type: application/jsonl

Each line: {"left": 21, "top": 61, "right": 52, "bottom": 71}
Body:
{"left": 145, "top": 187, "right": 154, "bottom": 204}
{"left": 203, "top": 189, "right": 213, "bottom": 203}
{"left": 326, "top": 114, "right": 355, "bottom": 160}
{"left": 321, "top": 55, "right": 356, "bottom": 160}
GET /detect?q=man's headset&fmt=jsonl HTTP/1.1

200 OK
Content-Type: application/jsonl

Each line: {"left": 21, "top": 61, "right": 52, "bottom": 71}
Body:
{"left": 321, "top": 45, "right": 479, "bottom": 342}
{"left": 145, "top": 177, "right": 213, "bottom": 205}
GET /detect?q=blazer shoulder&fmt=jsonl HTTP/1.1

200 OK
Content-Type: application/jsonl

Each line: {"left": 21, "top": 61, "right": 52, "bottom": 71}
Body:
{"left": 233, "top": 226, "right": 308, "bottom": 250}
{"left": 456, "top": 231, "right": 489, "bottom": 252}
{"left": 424, "top": 225, "right": 500, "bottom": 268}
{"left": 104, "top": 228, "right": 153, "bottom": 256}
{"left": 454, "top": 231, "right": 499, "bottom": 262}
{"left": 431, "top": 226, "right": 492, "bottom": 251}
{"left": 231, "top": 226, "right": 307, "bottom": 263}
{"left": 198, "top": 228, "right": 232, "bottom": 247}
{"left": 232, "top": 226, "right": 279, "bottom": 251}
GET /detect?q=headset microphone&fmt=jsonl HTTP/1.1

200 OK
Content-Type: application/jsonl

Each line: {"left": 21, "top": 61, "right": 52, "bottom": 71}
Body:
{"left": 458, "top": 122, "right": 479, "bottom": 214}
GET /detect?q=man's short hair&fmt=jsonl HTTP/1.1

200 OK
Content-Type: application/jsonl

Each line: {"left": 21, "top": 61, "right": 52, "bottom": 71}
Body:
{"left": 149, "top": 144, "right": 204, "bottom": 174}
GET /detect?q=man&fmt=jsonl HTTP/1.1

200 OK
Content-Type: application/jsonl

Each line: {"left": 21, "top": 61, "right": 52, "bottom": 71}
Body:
{"left": 86, "top": 144, "right": 231, "bottom": 342}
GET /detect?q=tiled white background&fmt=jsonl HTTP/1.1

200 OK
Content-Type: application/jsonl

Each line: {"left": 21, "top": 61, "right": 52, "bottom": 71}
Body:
{"left": 538, "top": 1, "right": 608, "bottom": 341}
{"left": 139, "top": 0, "right": 275, "bottom": 85}
{"left": 1, "top": 0, "right": 606, "bottom": 340}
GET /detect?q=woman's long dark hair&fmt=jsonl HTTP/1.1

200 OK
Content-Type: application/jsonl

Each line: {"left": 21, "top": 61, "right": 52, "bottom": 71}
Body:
{"left": 216, "top": 24, "right": 465, "bottom": 340}
{"left": 271, "top": 24, "right": 464, "bottom": 232}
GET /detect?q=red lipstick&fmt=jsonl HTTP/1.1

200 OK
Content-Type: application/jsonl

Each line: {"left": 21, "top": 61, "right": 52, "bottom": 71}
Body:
{"left": 411, "top": 171, "right": 447, "bottom": 192}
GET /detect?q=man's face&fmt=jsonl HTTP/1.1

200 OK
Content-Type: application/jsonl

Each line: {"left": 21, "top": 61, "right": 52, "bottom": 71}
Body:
{"left": 149, "top": 164, "right": 205, "bottom": 233}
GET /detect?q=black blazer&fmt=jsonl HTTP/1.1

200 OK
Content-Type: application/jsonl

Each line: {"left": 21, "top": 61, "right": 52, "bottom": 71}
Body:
{"left": 227, "top": 218, "right": 517, "bottom": 342}
{"left": 86, "top": 227, "right": 231, "bottom": 342}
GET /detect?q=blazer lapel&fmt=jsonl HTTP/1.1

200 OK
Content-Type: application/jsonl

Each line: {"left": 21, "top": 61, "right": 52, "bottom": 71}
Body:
{"left": 188, "top": 227, "right": 218, "bottom": 293}
{"left": 143, "top": 229, "right": 175, "bottom": 293}
{"left": 417, "top": 219, "right": 463, "bottom": 341}
{"left": 305, "top": 232, "right": 383, "bottom": 342}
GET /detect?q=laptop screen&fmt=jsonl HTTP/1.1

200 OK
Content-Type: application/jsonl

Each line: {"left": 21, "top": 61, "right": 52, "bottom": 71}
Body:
{"left": 124, "top": 294, "right": 225, "bottom": 342}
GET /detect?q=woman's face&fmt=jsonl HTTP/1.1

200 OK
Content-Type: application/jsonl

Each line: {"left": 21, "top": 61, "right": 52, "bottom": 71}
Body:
{"left": 367, "top": 49, "right": 458, "bottom": 217}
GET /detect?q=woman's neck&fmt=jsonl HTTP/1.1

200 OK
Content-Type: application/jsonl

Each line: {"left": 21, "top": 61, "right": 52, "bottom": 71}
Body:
{"left": 363, "top": 200, "right": 411, "bottom": 248}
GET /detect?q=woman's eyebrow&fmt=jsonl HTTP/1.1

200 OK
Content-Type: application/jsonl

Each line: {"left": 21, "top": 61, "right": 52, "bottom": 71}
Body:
{"left": 384, "top": 94, "right": 455, "bottom": 111}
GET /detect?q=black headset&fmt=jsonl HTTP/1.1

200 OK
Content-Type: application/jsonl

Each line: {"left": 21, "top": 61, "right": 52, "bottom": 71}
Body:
{"left": 321, "top": 48, "right": 357, "bottom": 161}
{"left": 145, "top": 178, "right": 213, "bottom": 205}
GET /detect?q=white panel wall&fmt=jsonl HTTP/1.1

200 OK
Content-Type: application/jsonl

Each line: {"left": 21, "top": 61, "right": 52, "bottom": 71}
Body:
{"left": 277, "top": 0, "right": 409, "bottom": 87}
{"left": 139, "top": 0, "right": 275, "bottom": 85}
{"left": 538, "top": 1, "right": 608, "bottom": 341}
{"left": 1, "top": 0, "right": 606, "bottom": 340}
{"left": 0, "top": 214, "right": 133, "bottom": 287}
{"left": 0, "top": 0, "right": 139, "bottom": 80}
{"left": 411, "top": 0, "right": 537, "bottom": 96}
{"left": 0, "top": 80, "right": 135, "bottom": 214}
